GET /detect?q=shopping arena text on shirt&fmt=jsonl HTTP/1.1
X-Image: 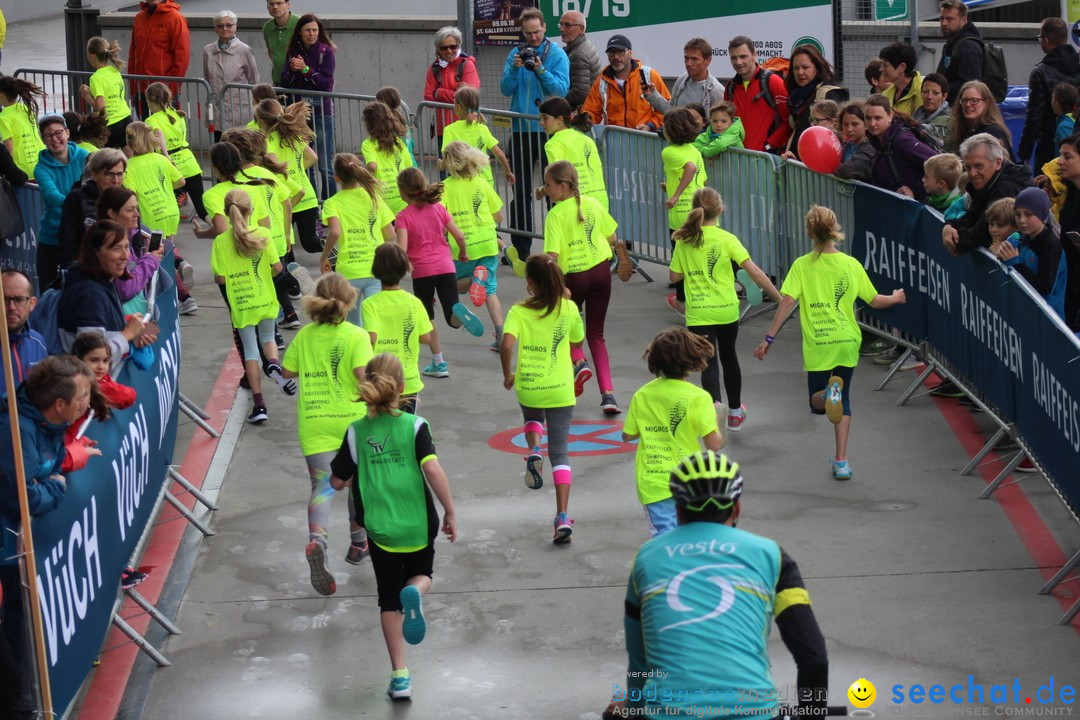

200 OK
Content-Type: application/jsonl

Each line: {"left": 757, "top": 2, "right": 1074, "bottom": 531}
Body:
{"left": 891, "top": 676, "right": 1075, "bottom": 711}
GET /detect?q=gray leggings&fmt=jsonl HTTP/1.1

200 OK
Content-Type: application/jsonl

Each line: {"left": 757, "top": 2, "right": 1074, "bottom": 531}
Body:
{"left": 237, "top": 318, "right": 276, "bottom": 362}
{"left": 520, "top": 404, "right": 574, "bottom": 467}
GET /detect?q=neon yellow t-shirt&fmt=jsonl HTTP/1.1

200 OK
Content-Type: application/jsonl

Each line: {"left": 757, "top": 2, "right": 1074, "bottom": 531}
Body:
{"left": 266, "top": 131, "right": 317, "bottom": 213}
{"left": 545, "top": 128, "right": 607, "bottom": 211}
{"left": 0, "top": 104, "right": 45, "bottom": 176}
{"left": 441, "top": 120, "right": 499, "bottom": 186}
{"left": 282, "top": 321, "right": 373, "bottom": 455}
{"left": 543, "top": 194, "right": 618, "bottom": 275}
{"left": 76, "top": 141, "right": 99, "bottom": 153}
{"left": 203, "top": 180, "right": 271, "bottom": 232}
{"left": 88, "top": 65, "right": 131, "bottom": 126}
{"left": 670, "top": 225, "right": 751, "bottom": 326}
{"left": 321, "top": 187, "right": 395, "bottom": 279}
{"left": 780, "top": 251, "right": 878, "bottom": 371}
{"left": 442, "top": 175, "right": 502, "bottom": 260}
{"left": 662, "top": 142, "right": 706, "bottom": 229}
{"left": 361, "top": 289, "right": 434, "bottom": 396}
{"left": 623, "top": 377, "right": 719, "bottom": 505}
{"left": 210, "top": 226, "right": 280, "bottom": 329}
{"left": 241, "top": 165, "right": 296, "bottom": 256}
{"left": 123, "top": 153, "right": 183, "bottom": 235}
{"left": 503, "top": 297, "right": 585, "bottom": 409}
{"left": 144, "top": 109, "right": 201, "bottom": 178}
{"left": 360, "top": 137, "right": 414, "bottom": 214}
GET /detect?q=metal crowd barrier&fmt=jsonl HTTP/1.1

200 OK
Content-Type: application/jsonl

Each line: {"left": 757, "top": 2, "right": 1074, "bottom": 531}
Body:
{"left": 706, "top": 148, "right": 783, "bottom": 280}
{"left": 598, "top": 125, "right": 669, "bottom": 262}
{"left": 413, "top": 101, "right": 547, "bottom": 241}
{"left": 14, "top": 68, "right": 215, "bottom": 180}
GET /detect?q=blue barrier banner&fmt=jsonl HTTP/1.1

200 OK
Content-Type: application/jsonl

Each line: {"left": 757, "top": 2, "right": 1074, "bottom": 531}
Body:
{"left": 30, "top": 273, "right": 180, "bottom": 714}
{"left": 849, "top": 185, "right": 932, "bottom": 340}
{"left": 1004, "top": 274, "right": 1080, "bottom": 512}
{"left": 7, "top": 185, "right": 41, "bottom": 292}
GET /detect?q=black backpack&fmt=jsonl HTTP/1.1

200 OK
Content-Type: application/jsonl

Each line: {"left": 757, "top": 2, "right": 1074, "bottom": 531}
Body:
{"left": 954, "top": 36, "right": 1008, "bottom": 102}
{"left": 725, "top": 68, "right": 784, "bottom": 138}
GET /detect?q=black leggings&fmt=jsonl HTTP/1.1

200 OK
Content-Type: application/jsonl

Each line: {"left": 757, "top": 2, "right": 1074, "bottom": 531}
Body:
{"left": 293, "top": 208, "right": 322, "bottom": 254}
{"left": 412, "top": 272, "right": 459, "bottom": 326}
{"left": 105, "top": 116, "right": 132, "bottom": 150}
{"left": 689, "top": 322, "right": 741, "bottom": 407}
{"left": 181, "top": 174, "right": 207, "bottom": 220}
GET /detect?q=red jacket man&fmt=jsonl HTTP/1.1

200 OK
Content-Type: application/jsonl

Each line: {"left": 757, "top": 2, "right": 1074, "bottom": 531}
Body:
{"left": 724, "top": 36, "right": 790, "bottom": 153}
{"left": 129, "top": 0, "right": 190, "bottom": 101}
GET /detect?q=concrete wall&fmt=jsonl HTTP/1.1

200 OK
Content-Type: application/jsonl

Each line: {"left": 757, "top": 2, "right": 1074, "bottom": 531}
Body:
{"left": 96, "top": 12, "right": 456, "bottom": 118}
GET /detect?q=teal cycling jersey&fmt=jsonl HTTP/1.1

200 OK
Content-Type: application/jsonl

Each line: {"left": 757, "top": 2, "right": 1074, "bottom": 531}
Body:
{"left": 623, "top": 521, "right": 810, "bottom": 718}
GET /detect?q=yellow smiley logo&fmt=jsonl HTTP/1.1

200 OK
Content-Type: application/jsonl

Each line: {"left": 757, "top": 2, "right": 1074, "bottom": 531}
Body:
{"left": 848, "top": 678, "right": 877, "bottom": 709}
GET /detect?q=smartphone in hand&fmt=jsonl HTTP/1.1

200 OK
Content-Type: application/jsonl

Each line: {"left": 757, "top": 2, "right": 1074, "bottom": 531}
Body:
{"left": 149, "top": 230, "right": 164, "bottom": 252}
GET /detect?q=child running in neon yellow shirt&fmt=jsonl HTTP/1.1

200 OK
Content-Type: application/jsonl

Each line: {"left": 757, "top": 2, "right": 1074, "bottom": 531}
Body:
{"left": 281, "top": 273, "right": 374, "bottom": 596}
{"left": 670, "top": 188, "right": 780, "bottom": 432}
{"left": 144, "top": 81, "right": 205, "bottom": 220}
{"left": 362, "top": 101, "right": 416, "bottom": 214}
{"left": 439, "top": 85, "right": 514, "bottom": 188}
{"left": 211, "top": 189, "right": 297, "bottom": 424}
{"left": 499, "top": 254, "right": 585, "bottom": 544}
{"left": 320, "top": 153, "right": 396, "bottom": 327}
{"left": 538, "top": 96, "right": 607, "bottom": 211}
{"left": 121, "top": 121, "right": 184, "bottom": 237}
{"left": 0, "top": 77, "right": 47, "bottom": 176}
{"left": 255, "top": 98, "right": 322, "bottom": 254}
{"left": 79, "top": 36, "right": 132, "bottom": 149}
{"left": 441, "top": 141, "right": 506, "bottom": 350}
{"left": 754, "top": 205, "right": 906, "bottom": 481}
{"left": 623, "top": 327, "right": 726, "bottom": 537}
{"left": 661, "top": 107, "right": 707, "bottom": 310}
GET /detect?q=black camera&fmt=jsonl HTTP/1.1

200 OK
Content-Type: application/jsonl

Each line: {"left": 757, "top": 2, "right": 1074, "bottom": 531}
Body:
{"left": 519, "top": 46, "right": 540, "bottom": 71}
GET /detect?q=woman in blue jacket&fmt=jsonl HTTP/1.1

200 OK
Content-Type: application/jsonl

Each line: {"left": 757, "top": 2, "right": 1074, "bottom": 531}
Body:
{"left": 863, "top": 94, "right": 937, "bottom": 201}
{"left": 33, "top": 115, "right": 89, "bottom": 289}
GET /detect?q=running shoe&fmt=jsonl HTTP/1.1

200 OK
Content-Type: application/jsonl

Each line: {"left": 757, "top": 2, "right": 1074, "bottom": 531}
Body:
{"left": 121, "top": 567, "right": 147, "bottom": 590}
{"left": 287, "top": 262, "right": 317, "bottom": 297}
{"left": 727, "top": 404, "right": 747, "bottom": 432}
{"left": 614, "top": 240, "right": 633, "bottom": 282}
{"left": 600, "top": 393, "right": 621, "bottom": 415}
{"left": 247, "top": 405, "right": 268, "bottom": 424}
{"left": 469, "top": 265, "right": 489, "bottom": 306}
{"left": 524, "top": 453, "right": 544, "bottom": 489}
{"left": 421, "top": 361, "right": 450, "bottom": 378}
{"left": 305, "top": 539, "right": 336, "bottom": 596}
{"left": 345, "top": 539, "right": 369, "bottom": 565}
{"left": 452, "top": 302, "right": 485, "bottom": 337}
{"left": 830, "top": 458, "right": 853, "bottom": 481}
{"left": 899, "top": 354, "right": 925, "bottom": 372}
{"left": 824, "top": 376, "right": 844, "bottom": 424}
{"left": 666, "top": 293, "right": 685, "bottom": 317}
{"left": 286, "top": 275, "right": 303, "bottom": 301}
{"left": 490, "top": 337, "right": 501, "bottom": 353}
{"left": 573, "top": 359, "right": 593, "bottom": 397}
{"left": 505, "top": 246, "right": 526, "bottom": 278}
{"left": 400, "top": 585, "right": 426, "bottom": 645}
{"left": 178, "top": 296, "right": 199, "bottom": 315}
{"left": 387, "top": 672, "right": 412, "bottom": 701}
{"left": 279, "top": 313, "right": 301, "bottom": 330}
{"left": 873, "top": 348, "right": 899, "bottom": 365}
{"left": 929, "top": 380, "right": 965, "bottom": 398}
{"left": 553, "top": 512, "right": 574, "bottom": 544}
{"left": 859, "top": 338, "right": 892, "bottom": 356}
{"left": 266, "top": 363, "right": 298, "bottom": 395}
{"left": 736, "top": 268, "right": 762, "bottom": 306}
{"left": 176, "top": 191, "right": 189, "bottom": 208}
{"left": 275, "top": 331, "right": 286, "bottom": 352}
{"left": 178, "top": 260, "right": 195, "bottom": 287}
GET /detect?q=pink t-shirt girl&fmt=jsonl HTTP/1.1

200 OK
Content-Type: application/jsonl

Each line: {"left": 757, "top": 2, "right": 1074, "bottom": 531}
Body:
{"left": 396, "top": 202, "right": 456, "bottom": 279}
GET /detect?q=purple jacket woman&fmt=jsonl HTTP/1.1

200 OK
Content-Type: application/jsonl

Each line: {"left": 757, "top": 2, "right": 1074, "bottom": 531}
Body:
{"left": 280, "top": 13, "right": 337, "bottom": 201}
{"left": 868, "top": 118, "right": 937, "bottom": 201}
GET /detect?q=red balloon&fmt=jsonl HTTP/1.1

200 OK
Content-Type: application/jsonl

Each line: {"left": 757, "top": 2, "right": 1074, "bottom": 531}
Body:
{"left": 798, "top": 125, "right": 843, "bottom": 174}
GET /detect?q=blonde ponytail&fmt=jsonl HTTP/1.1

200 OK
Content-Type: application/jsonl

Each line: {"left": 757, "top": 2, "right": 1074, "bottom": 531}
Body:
{"left": 361, "top": 353, "right": 405, "bottom": 416}
{"left": 225, "top": 189, "right": 267, "bottom": 257}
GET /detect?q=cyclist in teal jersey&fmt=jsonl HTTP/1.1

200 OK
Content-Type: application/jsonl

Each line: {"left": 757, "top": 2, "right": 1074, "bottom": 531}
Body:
{"left": 608, "top": 451, "right": 829, "bottom": 719}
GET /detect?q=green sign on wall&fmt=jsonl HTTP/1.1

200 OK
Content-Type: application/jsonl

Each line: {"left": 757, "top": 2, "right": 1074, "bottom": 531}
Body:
{"left": 874, "top": 0, "right": 909, "bottom": 21}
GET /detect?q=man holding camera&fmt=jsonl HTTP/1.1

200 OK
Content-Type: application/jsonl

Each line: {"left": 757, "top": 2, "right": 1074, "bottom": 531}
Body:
{"left": 499, "top": 7, "right": 569, "bottom": 260}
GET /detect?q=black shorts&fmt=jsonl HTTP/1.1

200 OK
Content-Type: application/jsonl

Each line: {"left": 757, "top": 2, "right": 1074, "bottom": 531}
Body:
{"left": 369, "top": 541, "right": 435, "bottom": 612}
{"left": 412, "top": 272, "right": 458, "bottom": 326}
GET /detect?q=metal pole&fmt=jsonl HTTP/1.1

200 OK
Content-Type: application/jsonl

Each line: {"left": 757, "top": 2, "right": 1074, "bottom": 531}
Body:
{"left": 0, "top": 280, "right": 54, "bottom": 718}
{"left": 910, "top": 0, "right": 920, "bottom": 49}
{"left": 458, "top": 0, "right": 475, "bottom": 56}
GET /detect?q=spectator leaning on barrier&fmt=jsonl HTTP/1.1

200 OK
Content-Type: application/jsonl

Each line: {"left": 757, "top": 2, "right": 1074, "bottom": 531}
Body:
{"left": 1052, "top": 133, "right": 1080, "bottom": 329}
{"left": 203, "top": 10, "right": 260, "bottom": 138}
{"left": 263, "top": 0, "right": 300, "bottom": 84}
{"left": 935, "top": 0, "right": 984, "bottom": 102}
{"left": 644, "top": 38, "right": 723, "bottom": 116}
{"left": 942, "top": 132, "right": 1033, "bottom": 255}
{"left": 34, "top": 115, "right": 90, "bottom": 291}
{"left": 499, "top": 7, "right": 569, "bottom": 260}
{"left": 128, "top": 0, "right": 190, "bottom": 117}
{"left": 1018, "top": 18, "right": 1080, "bottom": 172}
{"left": 863, "top": 94, "right": 937, "bottom": 201}
{"left": 57, "top": 148, "right": 128, "bottom": 271}
{"left": 996, "top": 186, "right": 1068, "bottom": 320}
{"left": 582, "top": 34, "right": 668, "bottom": 130}
{"left": 724, "top": 36, "right": 789, "bottom": 153}
{"left": 879, "top": 42, "right": 924, "bottom": 117}
{"left": 0, "top": 270, "right": 47, "bottom": 389}
{"left": 783, "top": 44, "right": 848, "bottom": 158}
{"left": 559, "top": 11, "right": 599, "bottom": 109}
{"left": 424, "top": 26, "right": 480, "bottom": 141}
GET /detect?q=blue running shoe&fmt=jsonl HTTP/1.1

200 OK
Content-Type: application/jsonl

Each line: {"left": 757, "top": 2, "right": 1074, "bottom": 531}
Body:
{"left": 452, "top": 302, "right": 485, "bottom": 337}
{"left": 400, "top": 585, "right": 426, "bottom": 645}
{"left": 737, "top": 268, "right": 762, "bottom": 306}
{"left": 387, "top": 672, "right": 412, "bottom": 701}
{"left": 831, "top": 458, "right": 853, "bottom": 481}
